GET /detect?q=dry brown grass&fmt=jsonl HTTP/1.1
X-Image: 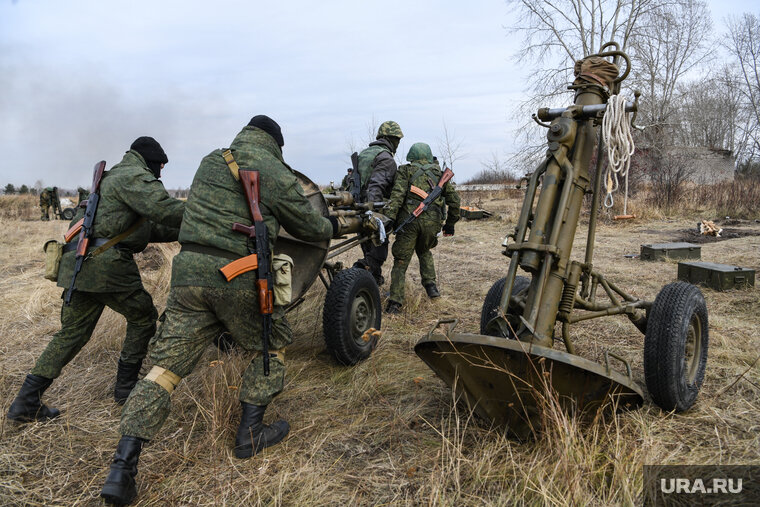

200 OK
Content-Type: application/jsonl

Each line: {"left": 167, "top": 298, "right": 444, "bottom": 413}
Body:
{"left": 1, "top": 193, "right": 759, "bottom": 506}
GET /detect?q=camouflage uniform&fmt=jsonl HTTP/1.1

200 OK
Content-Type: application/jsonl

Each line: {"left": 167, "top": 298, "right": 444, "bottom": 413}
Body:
{"left": 119, "top": 125, "right": 334, "bottom": 441}
{"left": 39, "top": 187, "right": 53, "bottom": 220}
{"left": 385, "top": 143, "right": 460, "bottom": 305}
{"left": 31, "top": 150, "right": 185, "bottom": 379}
{"left": 77, "top": 187, "right": 90, "bottom": 204}
{"left": 353, "top": 121, "right": 403, "bottom": 284}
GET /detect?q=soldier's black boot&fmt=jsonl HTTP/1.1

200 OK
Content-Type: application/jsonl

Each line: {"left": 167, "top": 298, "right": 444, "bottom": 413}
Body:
{"left": 234, "top": 402, "right": 290, "bottom": 459}
{"left": 100, "top": 436, "right": 145, "bottom": 505}
{"left": 6, "top": 374, "right": 60, "bottom": 423}
{"left": 424, "top": 283, "right": 441, "bottom": 298}
{"left": 114, "top": 359, "right": 142, "bottom": 405}
{"left": 385, "top": 300, "right": 402, "bottom": 314}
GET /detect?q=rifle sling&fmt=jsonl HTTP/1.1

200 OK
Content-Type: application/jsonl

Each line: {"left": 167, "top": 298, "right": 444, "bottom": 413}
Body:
{"left": 62, "top": 218, "right": 146, "bottom": 256}
{"left": 62, "top": 237, "right": 116, "bottom": 254}
{"left": 89, "top": 218, "right": 146, "bottom": 256}
{"left": 222, "top": 149, "right": 240, "bottom": 181}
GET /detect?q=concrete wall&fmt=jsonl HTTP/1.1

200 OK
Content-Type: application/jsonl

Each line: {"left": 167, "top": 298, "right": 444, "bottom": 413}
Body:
{"left": 672, "top": 146, "right": 735, "bottom": 184}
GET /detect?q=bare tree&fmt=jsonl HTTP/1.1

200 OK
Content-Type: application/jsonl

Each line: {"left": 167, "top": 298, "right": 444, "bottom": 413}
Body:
{"left": 675, "top": 65, "right": 741, "bottom": 152}
{"left": 630, "top": 0, "right": 713, "bottom": 136}
{"left": 465, "top": 151, "right": 518, "bottom": 184}
{"left": 507, "top": 0, "right": 659, "bottom": 102}
{"left": 639, "top": 147, "right": 694, "bottom": 211}
{"left": 436, "top": 121, "right": 466, "bottom": 170}
{"left": 725, "top": 13, "right": 760, "bottom": 164}
{"left": 505, "top": 0, "right": 662, "bottom": 170}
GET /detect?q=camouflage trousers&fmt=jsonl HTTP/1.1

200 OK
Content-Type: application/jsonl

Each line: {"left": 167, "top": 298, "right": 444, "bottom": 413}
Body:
{"left": 358, "top": 238, "right": 389, "bottom": 283}
{"left": 389, "top": 218, "right": 439, "bottom": 304}
{"left": 40, "top": 204, "right": 50, "bottom": 221}
{"left": 120, "top": 285, "right": 291, "bottom": 441}
{"left": 31, "top": 288, "right": 158, "bottom": 379}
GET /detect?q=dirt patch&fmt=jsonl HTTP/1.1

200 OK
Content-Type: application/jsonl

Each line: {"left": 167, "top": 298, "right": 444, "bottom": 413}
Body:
{"left": 675, "top": 227, "right": 760, "bottom": 244}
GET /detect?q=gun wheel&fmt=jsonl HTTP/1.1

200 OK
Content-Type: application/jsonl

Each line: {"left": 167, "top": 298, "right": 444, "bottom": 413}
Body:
{"left": 323, "top": 267, "right": 381, "bottom": 365}
{"left": 479, "top": 276, "right": 530, "bottom": 337}
{"left": 61, "top": 208, "right": 76, "bottom": 221}
{"left": 644, "top": 282, "right": 708, "bottom": 412}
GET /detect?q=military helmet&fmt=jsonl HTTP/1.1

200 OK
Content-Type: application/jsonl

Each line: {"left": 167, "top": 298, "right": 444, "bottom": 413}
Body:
{"left": 376, "top": 121, "right": 403, "bottom": 140}
{"left": 406, "top": 142, "right": 434, "bottom": 163}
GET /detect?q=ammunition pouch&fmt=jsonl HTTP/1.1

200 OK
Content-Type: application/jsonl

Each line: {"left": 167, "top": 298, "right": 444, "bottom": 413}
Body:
{"left": 43, "top": 240, "right": 63, "bottom": 282}
{"left": 144, "top": 365, "right": 181, "bottom": 394}
{"left": 272, "top": 254, "right": 293, "bottom": 307}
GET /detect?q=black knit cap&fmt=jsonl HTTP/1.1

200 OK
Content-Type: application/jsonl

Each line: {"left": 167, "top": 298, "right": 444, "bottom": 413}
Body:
{"left": 248, "top": 115, "right": 284, "bottom": 147}
{"left": 130, "top": 136, "right": 168, "bottom": 164}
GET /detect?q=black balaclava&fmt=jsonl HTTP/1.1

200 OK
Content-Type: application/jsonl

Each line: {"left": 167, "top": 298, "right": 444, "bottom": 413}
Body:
{"left": 382, "top": 135, "right": 400, "bottom": 154}
{"left": 248, "top": 115, "right": 284, "bottom": 147}
{"left": 130, "top": 136, "right": 168, "bottom": 178}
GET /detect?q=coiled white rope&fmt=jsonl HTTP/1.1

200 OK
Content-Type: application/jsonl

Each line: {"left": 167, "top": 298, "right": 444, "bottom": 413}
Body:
{"left": 602, "top": 94, "right": 635, "bottom": 212}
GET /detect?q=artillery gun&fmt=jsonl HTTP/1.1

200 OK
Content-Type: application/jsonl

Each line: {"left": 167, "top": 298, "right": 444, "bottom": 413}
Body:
{"left": 415, "top": 44, "right": 709, "bottom": 437}
{"left": 269, "top": 172, "right": 389, "bottom": 365}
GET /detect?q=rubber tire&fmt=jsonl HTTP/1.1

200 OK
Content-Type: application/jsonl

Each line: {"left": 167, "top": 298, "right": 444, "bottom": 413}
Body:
{"left": 479, "top": 276, "right": 530, "bottom": 337}
{"left": 323, "top": 267, "right": 381, "bottom": 365}
{"left": 61, "top": 207, "right": 75, "bottom": 221}
{"left": 644, "top": 282, "right": 709, "bottom": 412}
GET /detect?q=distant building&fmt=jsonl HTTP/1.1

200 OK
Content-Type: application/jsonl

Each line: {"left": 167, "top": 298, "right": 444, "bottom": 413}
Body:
{"left": 675, "top": 146, "right": 734, "bottom": 184}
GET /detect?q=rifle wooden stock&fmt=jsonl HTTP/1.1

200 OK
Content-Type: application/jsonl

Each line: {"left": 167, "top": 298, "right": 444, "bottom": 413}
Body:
{"left": 219, "top": 253, "right": 258, "bottom": 282}
{"left": 64, "top": 218, "right": 84, "bottom": 243}
{"left": 231, "top": 167, "right": 274, "bottom": 376}
{"left": 65, "top": 160, "right": 106, "bottom": 305}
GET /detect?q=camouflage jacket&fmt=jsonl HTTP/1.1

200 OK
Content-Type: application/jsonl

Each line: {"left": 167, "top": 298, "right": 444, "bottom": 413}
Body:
{"left": 57, "top": 150, "right": 186, "bottom": 292}
{"left": 358, "top": 138, "right": 397, "bottom": 203}
{"left": 171, "top": 126, "right": 334, "bottom": 289}
{"left": 386, "top": 159, "right": 460, "bottom": 227}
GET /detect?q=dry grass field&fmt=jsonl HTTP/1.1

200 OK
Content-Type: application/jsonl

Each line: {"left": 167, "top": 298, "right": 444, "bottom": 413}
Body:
{"left": 1, "top": 192, "right": 759, "bottom": 506}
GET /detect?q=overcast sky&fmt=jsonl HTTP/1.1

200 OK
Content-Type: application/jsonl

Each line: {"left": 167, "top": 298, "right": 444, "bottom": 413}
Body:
{"left": 0, "top": 0, "right": 754, "bottom": 190}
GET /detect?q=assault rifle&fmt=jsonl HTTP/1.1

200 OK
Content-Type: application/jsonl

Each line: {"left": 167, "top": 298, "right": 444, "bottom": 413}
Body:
{"left": 393, "top": 167, "right": 454, "bottom": 234}
{"left": 225, "top": 169, "right": 274, "bottom": 376}
{"left": 64, "top": 160, "right": 107, "bottom": 305}
{"left": 350, "top": 151, "right": 361, "bottom": 203}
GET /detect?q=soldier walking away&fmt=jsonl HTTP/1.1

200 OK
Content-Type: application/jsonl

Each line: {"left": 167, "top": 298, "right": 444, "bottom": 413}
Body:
{"left": 6, "top": 137, "right": 185, "bottom": 423}
{"left": 99, "top": 115, "right": 338, "bottom": 505}
{"left": 351, "top": 120, "right": 404, "bottom": 286}
{"left": 384, "top": 142, "right": 460, "bottom": 313}
{"left": 39, "top": 187, "right": 54, "bottom": 220}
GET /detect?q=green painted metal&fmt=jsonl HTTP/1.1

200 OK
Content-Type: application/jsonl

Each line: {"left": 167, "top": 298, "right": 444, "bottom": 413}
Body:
{"left": 640, "top": 242, "right": 701, "bottom": 261}
{"left": 414, "top": 44, "right": 664, "bottom": 434}
{"left": 678, "top": 261, "right": 755, "bottom": 290}
{"left": 415, "top": 321, "right": 644, "bottom": 439}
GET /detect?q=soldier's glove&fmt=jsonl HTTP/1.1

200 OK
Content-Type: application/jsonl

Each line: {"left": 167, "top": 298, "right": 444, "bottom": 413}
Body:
{"left": 442, "top": 224, "right": 455, "bottom": 237}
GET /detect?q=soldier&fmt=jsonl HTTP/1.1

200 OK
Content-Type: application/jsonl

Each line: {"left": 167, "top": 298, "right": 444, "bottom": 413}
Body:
{"left": 39, "top": 187, "right": 53, "bottom": 220}
{"left": 351, "top": 120, "right": 404, "bottom": 285}
{"left": 340, "top": 168, "right": 352, "bottom": 191}
{"left": 384, "top": 142, "right": 460, "bottom": 313}
{"left": 99, "top": 115, "right": 339, "bottom": 505}
{"left": 77, "top": 186, "right": 90, "bottom": 204}
{"left": 6, "top": 137, "right": 185, "bottom": 423}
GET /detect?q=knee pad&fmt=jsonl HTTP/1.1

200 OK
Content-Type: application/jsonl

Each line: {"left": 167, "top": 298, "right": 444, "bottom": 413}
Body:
{"left": 144, "top": 366, "right": 181, "bottom": 394}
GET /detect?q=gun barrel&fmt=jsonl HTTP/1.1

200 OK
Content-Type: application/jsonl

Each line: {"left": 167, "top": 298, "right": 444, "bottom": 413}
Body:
{"left": 537, "top": 101, "right": 635, "bottom": 121}
{"left": 323, "top": 191, "right": 355, "bottom": 207}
